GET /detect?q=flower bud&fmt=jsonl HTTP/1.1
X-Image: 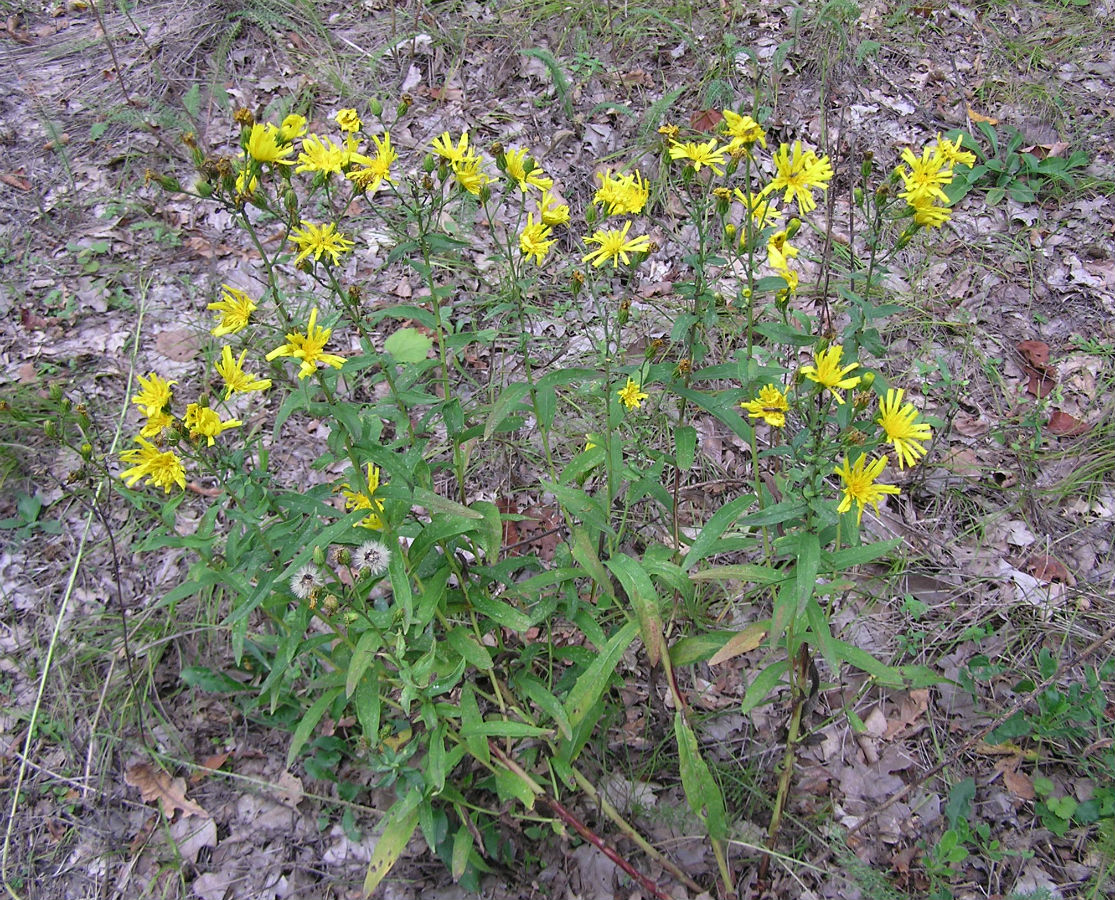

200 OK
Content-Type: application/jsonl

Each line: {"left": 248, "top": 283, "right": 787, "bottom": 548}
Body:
{"left": 860, "top": 371, "right": 875, "bottom": 389}
{"left": 396, "top": 96, "right": 411, "bottom": 117}
{"left": 44, "top": 420, "right": 57, "bottom": 438}
{"left": 233, "top": 107, "right": 255, "bottom": 128}
{"left": 196, "top": 179, "right": 213, "bottom": 198}
{"left": 49, "top": 383, "right": 64, "bottom": 402}
{"left": 369, "top": 98, "right": 383, "bottom": 117}
{"left": 785, "top": 218, "right": 801, "bottom": 240}
{"left": 80, "top": 442, "right": 93, "bottom": 460}
{"left": 617, "top": 297, "right": 630, "bottom": 326}
{"left": 312, "top": 546, "right": 326, "bottom": 565}
{"left": 861, "top": 153, "right": 873, "bottom": 179}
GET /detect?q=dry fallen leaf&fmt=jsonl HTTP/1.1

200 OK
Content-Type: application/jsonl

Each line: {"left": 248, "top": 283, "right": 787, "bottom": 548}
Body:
{"left": 689, "top": 108, "right": 723, "bottom": 132}
{"left": 1047, "top": 409, "right": 1090, "bottom": 436}
{"left": 967, "top": 107, "right": 999, "bottom": 125}
{"left": 1022, "top": 553, "right": 1074, "bottom": 585}
{"left": 125, "top": 762, "right": 210, "bottom": 819}
{"left": 155, "top": 328, "right": 200, "bottom": 362}
{"left": 709, "top": 622, "right": 768, "bottom": 666}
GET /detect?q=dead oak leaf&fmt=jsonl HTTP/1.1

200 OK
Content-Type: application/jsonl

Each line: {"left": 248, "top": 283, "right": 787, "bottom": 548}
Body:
{"left": 125, "top": 762, "right": 210, "bottom": 819}
{"left": 1047, "top": 409, "right": 1090, "bottom": 436}
{"left": 1022, "top": 553, "right": 1074, "bottom": 585}
{"left": 690, "top": 108, "right": 723, "bottom": 132}
{"left": 1017, "top": 339, "right": 1057, "bottom": 398}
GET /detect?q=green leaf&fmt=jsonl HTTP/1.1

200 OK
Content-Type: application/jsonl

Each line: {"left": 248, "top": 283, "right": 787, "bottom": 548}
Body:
{"left": 385, "top": 327, "right": 433, "bottom": 363}
{"left": 451, "top": 823, "right": 473, "bottom": 882}
{"left": 354, "top": 669, "right": 381, "bottom": 742}
{"left": 675, "top": 712, "right": 727, "bottom": 839}
{"left": 469, "top": 591, "right": 531, "bottom": 632}
{"left": 446, "top": 627, "right": 493, "bottom": 671}
{"left": 795, "top": 532, "right": 820, "bottom": 613}
{"left": 675, "top": 425, "right": 697, "bottom": 471}
{"left": 832, "top": 639, "right": 905, "bottom": 688}
{"left": 823, "top": 538, "right": 901, "bottom": 570}
{"left": 470, "top": 500, "right": 503, "bottom": 563}
{"left": 569, "top": 525, "right": 616, "bottom": 602}
{"left": 945, "top": 777, "right": 976, "bottom": 828}
{"left": 565, "top": 619, "right": 639, "bottom": 730}
{"left": 411, "top": 487, "right": 484, "bottom": 520}
{"left": 346, "top": 630, "right": 381, "bottom": 697}
{"left": 286, "top": 686, "right": 343, "bottom": 767}
{"left": 740, "top": 660, "right": 788, "bottom": 714}
{"left": 681, "top": 493, "right": 758, "bottom": 569}
{"left": 459, "top": 684, "right": 489, "bottom": 764}
{"left": 606, "top": 554, "right": 664, "bottom": 667}
{"left": 689, "top": 563, "right": 786, "bottom": 586}
{"left": 363, "top": 796, "right": 421, "bottom": 896}
{"left": 513, "top": 673, "right": 573, "bottom": 740}
{"left": 495, "top": 768, "right": 537, "bottom": 810}
{"left": 485, "top": 382, "right": 530, "bottom": 440}
{"left": 183, "top": 83, "right": 201, "bottom": 119}
{"left": 179, "top": 666, "right": 249, "bottom": 694}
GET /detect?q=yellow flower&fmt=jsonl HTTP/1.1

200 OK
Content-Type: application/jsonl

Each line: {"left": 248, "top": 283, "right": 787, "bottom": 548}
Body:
{"left": 733, "top": 189, "right": 782, "bottom": 231}
{"left": 763, "top": 141, "right": 833, "bottom": 214}
{"left": 119, "top": 438, "right": 186, "bottom": 493}
{"left": 911, "top": 201, "right": 952, "bottom": 228}
{"left": 657, "top": 123, "right": 680, "bottom": 141}
{"left": 234, "top": 167, "right": 258, "bottom": 197}
{"left": 246, "top": 123, "right": 295, "bottom": 165}
{"left": 504, "top": 147, "right": 553, "bottom": 191}
{"left": 582, "top": 221, "right": 652, "bottom": 268}
{"left": 617, "top": 378, "right": 649, "bottom": 410}
{"left": 265, "top": 308, "right": 347, "bottom": 379}
{"left": 835, "top": 453, "right": 901, "bottom": 524}
{"left": 348, "top": 132, "right": 397, "bottom": 193}
{"left": 932, "top": 133, "right": 976, "bottom": 169}
{"left": 801, "top": 345, "right": 860, "bottom": 404}
{"left": 452, "top": 156, "right": 491, "bottom": 195}
{"left": 138, "top": 409, "right": 173, "bottom": 439}
{"left": 721, "top": 110, "right": 766, "bottom": 156}
{"left": 432, "top": 130, "right": 471, "bottom": 164}
{"left": 288, "top": 220, "right": 355, "bottom": 266}
{"left": 767, "top": 229, "right": 799, "bottom": 273}
{"left": 215, "top": 346, "right": 271, "bottom": 399}
{"left": 295, "top": 134, "right": 369, "bottom": 176}
{"left": 593, "top": 169, "right": 650, "bottom": 215}
{"left": 184, "top": 403, "right": 241, "bottom": 447}
{"left": 277, "top": 114, "right": 308, "bottom": 143}
{"left": 335, "top": 108, "right": 362, "bottom": 133}
{"left": 208, "top": 284, "right": 257, "bottom": 336}
{"left": 519, "top": 213, "right": 556, "bottom": 265}
{"left": 668, "top": 138, "right": 728, "bottom": 175}
{"left": 584, "top": 434, "right": 598, "bottom": 451}
{"left": 877, "top": 389, "right": 932, "bottom": 469}
{"left": 538, "top": 188, "right": 570, "bottom": 226}
{"left": 131, "top": 372, "right": 175, "bottom": 418}
{"left": 741, "top": 384, "right": 789, "bottom": 427}
{"left": 896, "top": 145, "right": 953, "bottom": 207}
{"left": 339, "top": 463, "right": 386, "bottom": 530}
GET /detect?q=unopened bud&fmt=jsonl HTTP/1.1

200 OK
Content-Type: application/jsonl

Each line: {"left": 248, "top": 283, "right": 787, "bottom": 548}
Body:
{"left": 196, "top": 180, "right": 213, "bottom": 198}
{"left": 312, "top": 546, "right": 326, "bottom": 565}
{"left": 369, "top": 98, "right": 383, "bottom": 117}
{"left": 80, "top": 442, "right": 93, "bottom": 460}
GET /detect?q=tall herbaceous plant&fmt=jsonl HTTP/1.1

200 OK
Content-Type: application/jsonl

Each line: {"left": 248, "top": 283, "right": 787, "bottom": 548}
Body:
{"left": 127, "top": 100, "right": 966, "bottom": 892}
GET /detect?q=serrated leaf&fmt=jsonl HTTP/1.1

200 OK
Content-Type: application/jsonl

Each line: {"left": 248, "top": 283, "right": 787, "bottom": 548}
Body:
{"left": 385, "top": 327, "right": 433, "bottom": 363}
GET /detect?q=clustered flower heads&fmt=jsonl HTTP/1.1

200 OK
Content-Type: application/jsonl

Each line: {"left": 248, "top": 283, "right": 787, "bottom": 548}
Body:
{"left": 739, "top": 343, "right": 935, "bottom": 524}
{"left": 894, "top": 133, "right": 975, "bottom": 228}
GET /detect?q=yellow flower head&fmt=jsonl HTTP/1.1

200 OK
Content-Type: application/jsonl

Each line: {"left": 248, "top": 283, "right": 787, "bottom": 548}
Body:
{"left": 432, "top": 130, "right": 471, "bottom": 165}
{"left": 335, "top": 108, "right": 362, "bottom": 133}
{"left": 668, "top": 138, "right": 728, "bottom": 175}
{"left": 721, "top": 110, "right": 767, "bottom": 156}
{"left": 246, "top": 123, "right": 295, "bottom": 165}
{"left": 184, "top": 403, "right": 241, "bottom": 447}
{"left": 277, "top": 114, "right": 308, "bottom": 143}
{"left": 139, "top": 409, "right": 173, "bottom": 439}
{"left": 733, "top": 189, "right": 782, "bottom": 231}
{"left": 911, "top": 201, "right": 952, "bottom": 229}
{"left": 348, "top": 132, "right": 397, "bottom": 193}
{"left": 215, "top": 346, "right": 271, "bottom": 399}
{"left": 835, "top": 453, "right": 901, "bottom": 524}
{"left": 877, "top": 389, "right": 932, "bottom": 469}
{"left": 234, "top": 167, "right": 258, "bottom": 197}
{"left": 339, "top": 463, "right": 386, "bottom": 530}
{"left": 582, "top": 221, "right": 652, "bottom": 268}
{"left": 504, "top": 147, "right": 553, "bottom": 192}
{"left": 801, "top": 345, "right": 861, "bottom": 404}
{"left": 452, "top": 156, "right": 491, "bottom": 195}
{"left": 208, "top": 284, "right": 257, "bottom": 336}
{"left": 519, "top": 213, "right": 556, "bottom": 265}
{"left": 593, "top": 169, "right": 650, "bottom": 216}
{"left": 538, "top": 188, "right": 570, "bottom": 226}
{"left": 767, "top": 229, "right": 799, "bottom": 273}
{"left": 288, "top": 220, "right": 355, "bottom": 266}
{"left": 896, "top": 145, "right": 953, "bottom": 207}
{"left": 119, "top": 438, "right": 186, "bottom": 493}
{"left": 131, "top": 372, "right": 176, "bottom": 418}
{"left": 741, "top": 384, "right": 789, "bottom": 428}
{"left": 932, "top": 133, "right": 976, "bottom": 169}
{"left": 617, "top": 377, "right": 649, "bottom": 411}
{"left": 764, "top": 141, "right": 833, "bottom": 214}
{"left": 296, "top": 134, "right": 370, "bottom": 176}
{"left": 265, "top": 308, "right": 347, "bottom": 379}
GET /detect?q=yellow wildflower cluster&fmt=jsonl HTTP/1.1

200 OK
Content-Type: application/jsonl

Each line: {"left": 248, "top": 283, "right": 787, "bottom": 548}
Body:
{"left": 895, "top": 133, "right": 975, "bottom": 228}
{"left": 737, "top": 345, "right": 934, "bottom": 523}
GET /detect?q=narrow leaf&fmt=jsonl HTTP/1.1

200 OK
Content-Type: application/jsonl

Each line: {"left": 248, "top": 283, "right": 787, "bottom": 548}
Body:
{"left": 363, "top": 797, "right": 421, "bottom": 896}
{"left": 287, "top": 687, "right": 342, "bottom": 768}
{"left": 675, "top": 712, "right": 727, "bottom": 839}
{"left": 565, "top": 619, "right": 639, "bottom": 730}
{"left": 606, "top": 554, "right": 664, "bottom": 667}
